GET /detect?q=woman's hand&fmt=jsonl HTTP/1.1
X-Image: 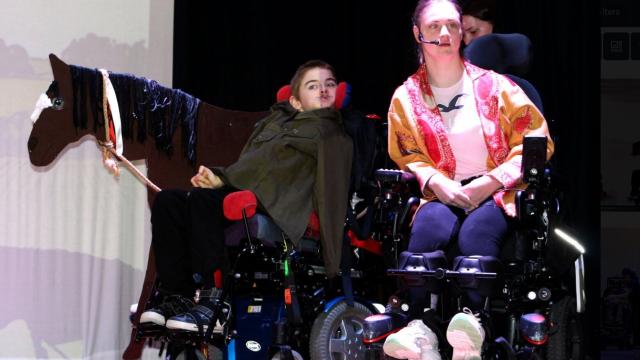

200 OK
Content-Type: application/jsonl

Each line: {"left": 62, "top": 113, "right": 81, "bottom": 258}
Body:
{"left": 461, "top": 175, "right": 502, "bottom": 207}
{"left": 190, "top": 165, "right": 224, "bottom": 189}
{"left": 428, "top": 173, "right": 477, "bottom": 211}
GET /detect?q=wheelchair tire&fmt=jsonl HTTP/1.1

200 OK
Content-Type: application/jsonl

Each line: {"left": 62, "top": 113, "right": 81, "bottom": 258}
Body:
{"left": 309, "top": 301, "right": 372, "bottom": 360}
{"left": 547, "top": 296, "right": 585, "bottom": 360}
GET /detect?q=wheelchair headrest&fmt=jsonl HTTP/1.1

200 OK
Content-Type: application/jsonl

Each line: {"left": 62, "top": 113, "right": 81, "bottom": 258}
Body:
{"left": 276, "top": 81, "right": 351, "bottom": 110}
{"left": 463, "top": 33, "right": 532, "bottom": 77}
{"left": 223, "top": 190, "right": 257, "bottom": 221}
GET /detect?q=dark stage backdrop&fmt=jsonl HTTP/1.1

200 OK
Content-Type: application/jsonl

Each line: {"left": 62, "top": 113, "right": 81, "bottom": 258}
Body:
{"left": 174, "top": 0, "right": 600, "bottom": 355}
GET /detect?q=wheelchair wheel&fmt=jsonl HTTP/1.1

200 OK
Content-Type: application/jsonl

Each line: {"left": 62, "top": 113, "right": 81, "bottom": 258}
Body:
{"left": 547, "top": 296, "right": 585, "bottom": 360}
{"left": 309, "top": 301, "right": 372, "bottom": 360}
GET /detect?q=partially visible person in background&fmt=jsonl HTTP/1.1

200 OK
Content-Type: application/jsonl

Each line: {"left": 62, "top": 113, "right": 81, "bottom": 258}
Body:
{"left": 461, "top": 0, "right": 495, "bottom": 45}
{"left": 621, "top": 268, "right": 640, "bottom": 346}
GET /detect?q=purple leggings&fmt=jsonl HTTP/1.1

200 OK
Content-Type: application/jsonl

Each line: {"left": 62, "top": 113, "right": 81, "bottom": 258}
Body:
{"left": 409, "top": 199, "right": 509, "bottom": 257}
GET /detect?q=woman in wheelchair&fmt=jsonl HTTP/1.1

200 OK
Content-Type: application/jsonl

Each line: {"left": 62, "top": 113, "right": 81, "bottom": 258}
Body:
{"left": 139, "top": 60, "right": 353, "bottom": 335}
{"left": 382, "top": 0, "right": 553, "bottom": 359}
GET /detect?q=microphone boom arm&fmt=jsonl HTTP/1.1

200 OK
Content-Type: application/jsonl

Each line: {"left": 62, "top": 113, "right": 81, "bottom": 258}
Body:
{"left": 418, "top": 33, "right": 440, "bottom": 45}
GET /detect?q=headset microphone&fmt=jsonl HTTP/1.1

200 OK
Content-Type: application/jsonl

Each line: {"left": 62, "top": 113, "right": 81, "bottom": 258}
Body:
{"left": 418, "top": 33, "right": 440, "bottom": 45}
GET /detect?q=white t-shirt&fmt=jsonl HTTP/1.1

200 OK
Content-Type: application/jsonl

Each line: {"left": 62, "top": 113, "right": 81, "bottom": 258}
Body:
{"left": 430, "top": 72, "right": 488, "bottom": 182}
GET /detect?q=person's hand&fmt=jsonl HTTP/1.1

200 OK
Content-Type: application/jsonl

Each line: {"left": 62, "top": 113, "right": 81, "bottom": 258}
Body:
{"left": 461, "top": 175, "right": 502, "bottom": 209}
{"left": 190, "top": 165, "right": 224, "bottom": 189}
{"left": 427, "top": 173, "right": 477, "bottom": 211}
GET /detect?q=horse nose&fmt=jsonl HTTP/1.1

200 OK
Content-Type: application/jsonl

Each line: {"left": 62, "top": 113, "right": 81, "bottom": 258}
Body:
{"left": 27, "top": 136, "right": 38, "bottom": 153}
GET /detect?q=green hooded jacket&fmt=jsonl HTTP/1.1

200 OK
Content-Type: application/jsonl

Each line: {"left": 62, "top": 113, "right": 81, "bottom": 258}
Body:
{"left": 213, "top": 101, "right": 353, "bottom": 277}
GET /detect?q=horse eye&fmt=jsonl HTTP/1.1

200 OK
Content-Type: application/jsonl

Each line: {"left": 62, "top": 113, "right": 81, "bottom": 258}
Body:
{"left": 52, "top": 97, "right": 64, "bottom": 110}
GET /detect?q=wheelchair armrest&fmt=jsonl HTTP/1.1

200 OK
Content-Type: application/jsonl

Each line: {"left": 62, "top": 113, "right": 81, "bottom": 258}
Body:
{"left": 398, "top": 196, "right": 420, "bottom": 229}
{"left": 223, "top": 190, "right": 257, "bottom": 221}
{"left": 374, "top": 169, "right": 416, "bottom": 184}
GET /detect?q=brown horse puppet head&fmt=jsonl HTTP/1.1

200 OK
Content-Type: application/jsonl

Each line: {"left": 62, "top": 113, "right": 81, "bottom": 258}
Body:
{"left": 28, "top": 54, "right": 95, "bottom": 166}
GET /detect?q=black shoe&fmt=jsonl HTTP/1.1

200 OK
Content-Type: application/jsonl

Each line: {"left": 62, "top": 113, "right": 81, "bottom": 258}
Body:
{"left": 166, "top": 289, "right": 229, "bottom": 334}
{"left": 139, "top": 294, "right": 195, "bottom": 326}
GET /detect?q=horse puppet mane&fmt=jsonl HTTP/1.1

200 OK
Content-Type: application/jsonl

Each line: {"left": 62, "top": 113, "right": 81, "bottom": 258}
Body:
{"left": 68, "top": 64, "right": 203, "bottom": 163}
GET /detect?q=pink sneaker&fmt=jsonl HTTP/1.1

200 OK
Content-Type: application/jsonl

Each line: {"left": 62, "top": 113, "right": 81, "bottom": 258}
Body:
{"left": 446, "top": 308, "right": 485, "bottom": 360}
{"left": 383, "top": 319, "right": 441, "bottom": 360}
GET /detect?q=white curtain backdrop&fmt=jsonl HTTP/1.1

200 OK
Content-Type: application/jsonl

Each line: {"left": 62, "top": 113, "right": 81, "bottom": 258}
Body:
{"left": 0, "top": 1, "right": 173, "bottom": 358}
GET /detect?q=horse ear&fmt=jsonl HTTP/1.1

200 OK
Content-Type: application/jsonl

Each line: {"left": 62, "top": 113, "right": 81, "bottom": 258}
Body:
{"left": 49, "top": 53, "right": 67, "bottom": 68}
{"left": 49, "top": 54, "right": 70, "bottom": 84}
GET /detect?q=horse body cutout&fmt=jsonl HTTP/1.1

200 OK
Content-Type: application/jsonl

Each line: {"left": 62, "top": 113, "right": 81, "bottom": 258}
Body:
{"left": 28, "top": 54, "right": 268, "bottom": 199}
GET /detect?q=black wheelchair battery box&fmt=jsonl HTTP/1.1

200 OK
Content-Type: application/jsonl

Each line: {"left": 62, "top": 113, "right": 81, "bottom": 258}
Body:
{"left": 231, "top": 295, "right": 283, "bottom": 358}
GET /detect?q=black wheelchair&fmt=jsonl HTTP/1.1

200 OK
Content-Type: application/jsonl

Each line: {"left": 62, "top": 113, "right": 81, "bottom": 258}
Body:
{"left": 361, "top": 136, "right": 587, "bottom": 360}
{"left": 133, "top": 189, "right": 393, "bottom": 360}
{"left": 129, "top": 108, "right": 400, "bottom": 360}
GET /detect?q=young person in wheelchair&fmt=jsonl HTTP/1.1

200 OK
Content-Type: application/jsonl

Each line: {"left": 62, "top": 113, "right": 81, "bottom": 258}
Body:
{"left": 381, "top": 0, "right": 553, "bottom": 359}
{"left": 138, "top": 60, "right": 353, "bottom": 336}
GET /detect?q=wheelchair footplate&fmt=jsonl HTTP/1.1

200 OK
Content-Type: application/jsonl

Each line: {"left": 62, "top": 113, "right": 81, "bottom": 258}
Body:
{"left": 168, "top": 328, "right": 225, "bottom": 342}
{"left": 136, "top": 322, "right": 168, "bottom": 339}
{"left": 386, "top": 251, "right": 500, "bottom": 295}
